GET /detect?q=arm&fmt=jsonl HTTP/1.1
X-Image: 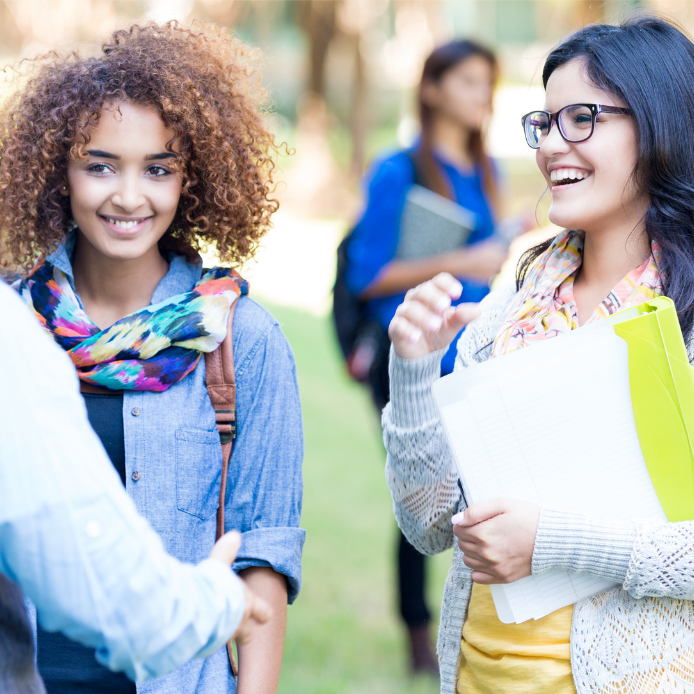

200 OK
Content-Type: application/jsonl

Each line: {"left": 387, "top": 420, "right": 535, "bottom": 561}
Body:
{"left": 531, "top": 510, "right": 694, "bottom": 601}
{"left": 364, "top": 244, "right": 507, "bottom": 299}
{"left": 226, "top": 304, "right": 305, "bottom": 692}
{"left": 236, "top": 568, "right": 287, "bottom": 694}
{"left": 384, "top": 280, "right": 515, "bottom": 555}
{"left": 0, "top": 285, "right": 247, "bottom": 682}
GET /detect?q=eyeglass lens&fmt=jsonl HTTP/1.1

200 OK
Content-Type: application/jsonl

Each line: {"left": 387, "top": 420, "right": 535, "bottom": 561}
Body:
{"left": 525, "top": 104, "right": 594, "bottom": 148}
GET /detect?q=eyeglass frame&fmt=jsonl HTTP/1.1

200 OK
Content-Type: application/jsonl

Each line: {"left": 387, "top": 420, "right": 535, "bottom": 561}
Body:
{"left": 521, "top": 103, "right": 634, "bottom": 149}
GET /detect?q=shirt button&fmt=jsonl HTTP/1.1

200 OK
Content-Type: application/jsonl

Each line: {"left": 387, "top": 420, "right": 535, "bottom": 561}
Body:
{"left": 131, "top": 407, "right": 141, "bottom": 416}
{"left": 132, "top": 471, "right": 141, "bottom": 481}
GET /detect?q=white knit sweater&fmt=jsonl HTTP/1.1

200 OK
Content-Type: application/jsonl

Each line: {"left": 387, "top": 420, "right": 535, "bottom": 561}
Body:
{"left": 383, "top": 285, "right": 694, "bottom": 694}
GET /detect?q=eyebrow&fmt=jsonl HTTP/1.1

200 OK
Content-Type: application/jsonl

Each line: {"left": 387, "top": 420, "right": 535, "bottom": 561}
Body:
{"left": 86, "top": 150, "right": 178, "bottom": 161}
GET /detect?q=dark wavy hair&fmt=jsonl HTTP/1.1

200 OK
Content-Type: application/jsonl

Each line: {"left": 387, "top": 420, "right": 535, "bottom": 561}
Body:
{"left": 517, "top": 16, "right": 694, "bottom": 335}
{"left": 0, "top": 21, "right": 281, "bottom": 271}
{"left": 416, "top": 39, "right": 499, "bottom": 215}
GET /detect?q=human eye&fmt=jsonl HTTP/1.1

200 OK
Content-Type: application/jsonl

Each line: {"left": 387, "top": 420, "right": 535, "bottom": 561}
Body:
{"left": 147, "top": 165, "right": 172, "bottom": 177}
{"left": 565, "top": 105, "right": 593, "bottom": 128}
{"left": 86, "top": 163, "right": 114, "bottom": 175}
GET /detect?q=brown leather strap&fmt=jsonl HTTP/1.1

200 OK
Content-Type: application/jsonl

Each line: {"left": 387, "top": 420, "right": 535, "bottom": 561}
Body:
{"left": 79, "top": 381, "right": 123, "bottom": 395}
{"left": 204, "top": 292, "right": 241, "bottom": 680}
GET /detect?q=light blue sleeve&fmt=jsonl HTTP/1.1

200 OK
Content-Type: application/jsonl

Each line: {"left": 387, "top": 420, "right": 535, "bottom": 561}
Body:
{"left": 0, "top": 283, "right": 246, "bottom": 682}
{"left": 227, "top": 299, "right": 306, "bottom": 603}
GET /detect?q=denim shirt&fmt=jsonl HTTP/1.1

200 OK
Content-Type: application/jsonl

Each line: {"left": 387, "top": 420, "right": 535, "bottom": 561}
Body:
{"left": 38, "top": 239, "right": 306, "bottom": 693}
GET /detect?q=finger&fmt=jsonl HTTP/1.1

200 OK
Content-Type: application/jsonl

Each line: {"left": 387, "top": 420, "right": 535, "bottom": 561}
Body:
{"left": 250, "top": 596, "right": 272, "bottom": 626}
{"left": 408, "top": 279, "right": 460, "bottom": 315}
{"left": 209, "top": 530, "right": 241, "bottom": 565}
{"left": 431, "top": 272, "right": 463, "bottom": 299}
{"left": 395, "top": 300, "right": 445, "bottom": 334}
{"left": 456, "top": 539, "right": 482, "bottom": 557}
{"left": 462, "top": 499, "right": 510, "bottom": 526}
{"left": 471, "top": 570, "right": 500, "bottom": 585}
{"left": 462, "top": 553, "right": 491, "bottom": 571}
{"left": 389, "top": 315, "right": 423, "bottom": 346}
{"left": 447, "top": 303, "right": 481, "bottom": 332}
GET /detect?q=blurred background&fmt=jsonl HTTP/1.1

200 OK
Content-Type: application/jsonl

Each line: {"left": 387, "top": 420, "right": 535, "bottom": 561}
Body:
{"left": 0, "top": 1, "right": 689, "bottom": 692}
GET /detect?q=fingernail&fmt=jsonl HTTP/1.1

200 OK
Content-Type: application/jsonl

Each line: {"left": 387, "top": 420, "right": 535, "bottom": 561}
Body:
{"left": 428, "top": 315, "right": 443, "bottom": 332}
{"left": 436, "top": 296, "right": 450, "bottom": 312}
{"left": 409, "top": 329, "right": 422, "bottom": 344}
{"left": 451, "top": 512, "right": 465, "bottom": 524}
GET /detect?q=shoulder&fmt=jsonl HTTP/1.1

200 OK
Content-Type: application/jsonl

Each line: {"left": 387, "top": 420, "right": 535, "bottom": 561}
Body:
{"left": 363, "top": 149, "right": 415, "bottom": 191}
{"left": 231, "top": 296, "right": 294, "bottom": 378}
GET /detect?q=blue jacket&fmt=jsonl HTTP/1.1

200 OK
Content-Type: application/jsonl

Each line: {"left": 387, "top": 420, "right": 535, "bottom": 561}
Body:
{"left": 35, "top": 238, "right": 306, "bottom": 693}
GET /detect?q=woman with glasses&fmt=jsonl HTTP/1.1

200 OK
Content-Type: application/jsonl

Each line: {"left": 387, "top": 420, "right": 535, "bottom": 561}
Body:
{"left": 383, "top": 16, "right": 694, "bottom": 694}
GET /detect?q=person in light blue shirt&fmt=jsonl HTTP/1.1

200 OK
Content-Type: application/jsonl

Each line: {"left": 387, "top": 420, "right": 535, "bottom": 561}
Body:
{"left": 344, "top": 39, "right": 509, "bottom": 674}
{"left": 0, "top": 280, "right": 270, "bottom": 693}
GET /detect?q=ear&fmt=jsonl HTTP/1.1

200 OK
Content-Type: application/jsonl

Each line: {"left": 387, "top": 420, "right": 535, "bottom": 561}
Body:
{"left": 59, "top": 182, "right": 70, "bottom": 197}
{"left": 421, "top": 79, "right": 441, "bottom": 109}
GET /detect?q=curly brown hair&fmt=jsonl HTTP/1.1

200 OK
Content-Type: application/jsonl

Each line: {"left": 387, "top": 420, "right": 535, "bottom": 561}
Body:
{"left": 0, "top": 21, "right": 281, "bottom": 270}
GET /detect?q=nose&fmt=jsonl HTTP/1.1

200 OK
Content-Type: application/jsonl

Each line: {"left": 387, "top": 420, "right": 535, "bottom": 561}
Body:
{"left": 539, "top": 117, "right": 570, "bottom": 158}
{"left": 111, "top": 172, "right": 145, "bottom": 212}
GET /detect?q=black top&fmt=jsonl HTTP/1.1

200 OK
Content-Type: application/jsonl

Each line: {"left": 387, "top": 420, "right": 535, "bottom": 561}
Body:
{"left": 37, "top": 393, "right": 136, "bottom": 694}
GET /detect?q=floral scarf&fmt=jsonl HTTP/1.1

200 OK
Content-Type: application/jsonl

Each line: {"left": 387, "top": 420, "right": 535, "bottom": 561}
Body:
{"left": 17, "top": 261, "right": 248, "bottom": 392}
{"left": 492, "top": 228, "right": 662, "bottom": 357}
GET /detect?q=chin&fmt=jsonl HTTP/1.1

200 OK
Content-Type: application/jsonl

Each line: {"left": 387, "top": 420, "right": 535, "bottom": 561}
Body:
{"left": 547, "top": 205, "right": 587, "bottom": 231}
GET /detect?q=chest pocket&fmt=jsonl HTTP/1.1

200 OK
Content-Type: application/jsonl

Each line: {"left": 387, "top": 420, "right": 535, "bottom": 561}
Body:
{"left": 175, "top": 428, "right": 223, "bottom": 520}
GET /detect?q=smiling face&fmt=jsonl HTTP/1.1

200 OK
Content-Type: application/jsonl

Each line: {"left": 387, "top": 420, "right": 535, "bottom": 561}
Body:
{"left": 537, "top": 59, "right": 647, "bottom": 236}
{"left": 424, "top": 55, "right": 494, "bottom": 132}
{"left": 65, "top": 101, "right": 182, "bottom": 263}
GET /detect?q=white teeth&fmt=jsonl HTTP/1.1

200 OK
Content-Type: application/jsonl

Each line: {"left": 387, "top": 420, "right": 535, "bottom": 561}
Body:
{"left": 107, "top": 218, "right": 139, "bottom": 229}
{"left": 550, "top": 168, "right": 590, "bottom": 183}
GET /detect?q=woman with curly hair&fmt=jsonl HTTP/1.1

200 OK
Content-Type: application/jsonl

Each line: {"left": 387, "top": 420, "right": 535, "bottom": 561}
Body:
{"left": 0, "top": 21, "right": 304, "bottom": 694}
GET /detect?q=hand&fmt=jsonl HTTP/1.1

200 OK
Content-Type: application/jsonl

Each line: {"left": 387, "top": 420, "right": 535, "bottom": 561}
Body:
{"left": 447, "top": 241, "right": 507, "bottom": 282}
{"left": 389, "top": 273, "right": 482, "bottom": 360}
{"left": 452, "top": 498, "right": 541, "bottom": 584}
{"left": 209, "top": 531, "right": 273, "bottom": 645}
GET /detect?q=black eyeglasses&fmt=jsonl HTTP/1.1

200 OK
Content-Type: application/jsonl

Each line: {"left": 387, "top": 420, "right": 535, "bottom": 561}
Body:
{"left": 521, "top": 103, "right": 633, "bottom": 149}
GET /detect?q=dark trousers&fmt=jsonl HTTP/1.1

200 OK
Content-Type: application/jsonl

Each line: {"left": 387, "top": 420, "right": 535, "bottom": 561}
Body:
{"left": 369, "top": 329, "right": 431, "bottom": 627}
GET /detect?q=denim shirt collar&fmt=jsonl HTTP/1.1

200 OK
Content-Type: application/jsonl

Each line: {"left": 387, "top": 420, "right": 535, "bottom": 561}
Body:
{"left": 46, "top": 232, "right": 204, "bottom": 304}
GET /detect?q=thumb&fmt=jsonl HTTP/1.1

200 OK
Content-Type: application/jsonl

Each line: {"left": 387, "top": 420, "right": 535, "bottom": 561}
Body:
{"left": 250, "top": 594, "right": 272, "bottom": 625}
{"left": 209, "top": 530, "right": 241, "bottom": 566}
{"left": 452, "top": 499, "right": 507, "bottom": 527}
{"left": 446, "top": 302, "right": 481, "bottom": 334}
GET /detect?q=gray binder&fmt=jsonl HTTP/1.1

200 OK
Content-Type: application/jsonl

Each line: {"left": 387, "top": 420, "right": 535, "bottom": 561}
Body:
{"left": 395, "top": 184, "right": 476, "bottom": 261}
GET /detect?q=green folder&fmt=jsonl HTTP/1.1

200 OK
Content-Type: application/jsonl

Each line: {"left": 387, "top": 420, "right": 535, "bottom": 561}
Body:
{"left": 607, "top": 297, "right": 694, "bottom": 521}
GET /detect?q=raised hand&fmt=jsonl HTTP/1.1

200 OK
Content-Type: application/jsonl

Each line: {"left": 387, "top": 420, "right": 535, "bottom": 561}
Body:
{"left": 388, "top": 272, "right": 482, "bottom": 360}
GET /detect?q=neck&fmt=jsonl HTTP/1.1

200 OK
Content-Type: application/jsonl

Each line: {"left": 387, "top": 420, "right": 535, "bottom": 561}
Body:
{"left": 430, "top": 115, "right": 473, "bottom": 169}
{"left": 72, "top": 234, "right": 170, "bottom": 330}
{"left": 578, "top": 219, "right": 651, "bottom": 289}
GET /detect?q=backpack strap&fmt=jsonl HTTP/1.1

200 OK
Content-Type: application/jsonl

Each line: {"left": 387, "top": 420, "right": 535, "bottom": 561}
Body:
{"left": 204, "top": 288, "right": 242, "bottom": 680}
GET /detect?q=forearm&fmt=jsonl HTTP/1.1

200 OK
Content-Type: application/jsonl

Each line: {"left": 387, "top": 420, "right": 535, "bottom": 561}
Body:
{"left": 363, "top": 255, "right": 462, "bottom": 299}
{"left": 532, "top": 510, "right": 694, "bottom": 601}
{"left": 384, "top": 347, "right": 460, "bottom": 554}
{"left": 236, "top": 567, "right": 287, "bottom": 694}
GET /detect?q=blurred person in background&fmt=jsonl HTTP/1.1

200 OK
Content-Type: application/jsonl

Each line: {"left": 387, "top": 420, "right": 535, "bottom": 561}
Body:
{"left": 343, "top": 39, "right": 511, "bottom": 675}
{"left": 0, "top": 21, "right": 304, "bottom": 694}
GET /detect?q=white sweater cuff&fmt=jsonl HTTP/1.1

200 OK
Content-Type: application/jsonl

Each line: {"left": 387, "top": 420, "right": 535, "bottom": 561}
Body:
{"left": 387, "top": 345, "right": 446, "bottom": 429}
{"left": 532, "top": 509, "right": 637, "bottom": 583}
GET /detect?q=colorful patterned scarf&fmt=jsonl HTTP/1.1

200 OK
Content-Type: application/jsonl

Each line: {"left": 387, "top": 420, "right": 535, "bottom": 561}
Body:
{"left": 492, "top": 228, "right": 662, "bottom": 357}
{"left": 17, "top": 261, "right": 248, "bottom": 392}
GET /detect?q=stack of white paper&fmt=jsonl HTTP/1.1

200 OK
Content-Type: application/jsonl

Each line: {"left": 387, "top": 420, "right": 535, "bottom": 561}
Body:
{"left": 432, "top": 322, "right": 667, "bottom": 623}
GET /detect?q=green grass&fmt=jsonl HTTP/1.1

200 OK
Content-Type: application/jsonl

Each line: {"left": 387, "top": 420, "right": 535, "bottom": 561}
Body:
{"left": 261, "top": 300, "right": 453, "bottom": 694}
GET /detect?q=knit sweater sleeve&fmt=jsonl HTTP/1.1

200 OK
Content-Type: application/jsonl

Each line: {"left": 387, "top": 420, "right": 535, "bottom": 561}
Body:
{"left": 382, "top": 286, "right": 515, "bottom": 556}
{"left": 532, "top": 336, "right": 694, "bottom": 598}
